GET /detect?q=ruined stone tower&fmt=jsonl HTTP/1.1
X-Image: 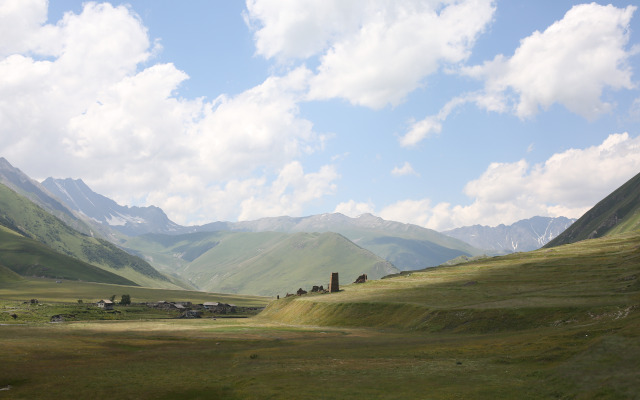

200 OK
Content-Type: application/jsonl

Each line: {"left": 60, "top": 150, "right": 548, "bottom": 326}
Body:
{"left": 329, "top": 272, "right": 339, "bottom": 293}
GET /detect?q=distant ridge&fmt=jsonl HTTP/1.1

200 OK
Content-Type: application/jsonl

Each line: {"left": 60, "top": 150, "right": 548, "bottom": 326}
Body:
{"left": 42, "top": 177, "right": 183, "bottom": 236}
{"left": 0, "top": 179, "right": 174, "bottom": 287}
{"left": 42, "top": 173, "right": 484, "bottom": 270}
{"left": 545, "top": 171, "right": 640, "bottom": 248}
{"left": 206, "top": 213, "right": 483, "bottom": 270}
{"left": 0, "top": 157, "right": 92, "bottom": 234}
{"left": 443, "top": 216, "right": 576, "bottom": 253}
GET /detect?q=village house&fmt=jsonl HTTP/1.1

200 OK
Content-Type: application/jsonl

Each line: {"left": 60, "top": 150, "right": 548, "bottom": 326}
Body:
{"left": 96, "top": 299, "right": 114, "bottom": 310}
{"left": 203, "top": 302, "right": 220, "bottom": 310}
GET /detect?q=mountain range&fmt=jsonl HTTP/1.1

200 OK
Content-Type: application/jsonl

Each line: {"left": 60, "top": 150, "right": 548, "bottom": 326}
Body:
{"left": 41, "top": 176, "right": 485, "bottom": 271}
{"left": 1, "top": 157, "right": 588, "bottom": 296}
{"left": 443, "top": 216, "right": 576, "bottom": 254}
{"left": 42, "top": 177, "right": 183, "bottom": 236}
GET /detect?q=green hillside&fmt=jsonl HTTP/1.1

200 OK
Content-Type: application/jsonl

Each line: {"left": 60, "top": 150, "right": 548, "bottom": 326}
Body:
{"left": 229, "top": 213, "right": 484, "bottom": 269}
{"left": 124, "top": 231, "right": 399, "bottom": 296}
{"left": 0, "top": 263, "right": 23, "bottom": 283}
{"left": 0, "top": 227, "right": 136, "bottom": 285}
{"left": 546, "top": 171, "right": 640, "bottom": 247}
{"left": 260, "top": 231, "right": 640, "bottom": 331}
{"left": 347, "top": 231, "right": 476, "bottom": 270}
{"left": 0, "top": 183, "right": 177, "bottom": 288}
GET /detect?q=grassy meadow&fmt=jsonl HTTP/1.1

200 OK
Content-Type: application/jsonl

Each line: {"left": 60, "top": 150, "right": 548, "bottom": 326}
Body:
{"left": 0, "top": 232, "right": 639, "bottom": 398}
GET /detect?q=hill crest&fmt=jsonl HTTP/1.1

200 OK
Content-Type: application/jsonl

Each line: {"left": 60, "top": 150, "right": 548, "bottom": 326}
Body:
{"left": 545, "top": 171, "right": 640, "bottom": 247}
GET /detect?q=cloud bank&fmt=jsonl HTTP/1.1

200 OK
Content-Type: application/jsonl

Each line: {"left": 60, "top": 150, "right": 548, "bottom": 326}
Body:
{"left": 380, "top": 133, "right": 640, "bottom": 231}
{"left": 0, "top": 1, "right": 335, "bottom": 224}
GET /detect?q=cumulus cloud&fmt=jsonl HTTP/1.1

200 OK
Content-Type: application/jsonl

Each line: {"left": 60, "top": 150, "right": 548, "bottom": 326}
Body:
{"left": 245, "top": 0, "right": 364, "bottom": 60}
{"left": 247, "top": 0, "right": 496, "bottom": 109}
{"left": 471, "top": 3, "right": 637, "bottom": 118}
{"left": 237, "top": 162, "right": 338, "bottom": 221}
{"left": 0, "top": 0, "right": 47, "bottom": 56}
{"left": 333, "top": 200, "right": 375, "bottom": 218}
{"left": 391, "top": 162, "right": 418, "bottom": 176}
{"left": 402, "top": 3, "right": 638, "bottom": 146}
{"left": 383, "top": 133, "right": 640, "bottom": 230}
{"left": 0, "top": 2, "right": 335, "bottom": 225}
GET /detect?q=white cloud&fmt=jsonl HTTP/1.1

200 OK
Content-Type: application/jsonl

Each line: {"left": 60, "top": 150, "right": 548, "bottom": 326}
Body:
{"left": 469, "top": 3, "right": 637, "bottom": 119}
{"left": 379, "top": 198, "right": 433, "bottom": 228}
{"left": 400, "top": 117, "right": 442, "bottom": 147}
{"left": 391, "top": 161, "right": 418, "bottom": 177}
{"left": 247, "top": 0, "right": 496, "bottom": 109}
{"left": 400, "top": 93, "right": 479, "bottom": 146}
{"left": 382, "top": 133, "right": 640, "bottom": 231}
{"left": 0, "top": 3, "right": 335, "bottom": 225}
{"left": 0, "top": 2, "right": 152, "bottom": 164}
{"left": 333, "top": 200, "right": 375, "bottom": 218}
{"left": 245, "top": 0, "right": 364, "bottom": 60}
{"left": 403, "top": 3, "right": 638, "bottom": 146}
{"left": 238, "top": 162, "right": 339, "bottom": 221}
{"left": 0, "top": 0, "right": 47, "bottom": 56}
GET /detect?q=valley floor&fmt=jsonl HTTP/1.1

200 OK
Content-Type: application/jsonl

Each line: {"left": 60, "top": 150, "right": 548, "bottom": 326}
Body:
{"left": 0, "top": 314, "right": 638, "bottom": 399}
{"left": 1, "top": 232, "right": 639, "bottom": 399}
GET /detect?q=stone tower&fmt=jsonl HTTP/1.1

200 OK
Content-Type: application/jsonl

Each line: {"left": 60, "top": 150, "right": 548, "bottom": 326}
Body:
{"left": 329, "top": 272, "right": 339, "bottom": 293}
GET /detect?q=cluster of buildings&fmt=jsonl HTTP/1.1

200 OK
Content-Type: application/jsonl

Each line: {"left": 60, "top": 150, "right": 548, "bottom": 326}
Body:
{"left": 96, "top": 299, "right": 262, "bottom": 316}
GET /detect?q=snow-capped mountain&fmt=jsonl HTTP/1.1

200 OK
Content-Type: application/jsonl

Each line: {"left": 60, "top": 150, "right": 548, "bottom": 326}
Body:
{"left": 442, "top": 216, "right": 576, "bottom": 254}
{"left": 41, "top": 177, "right": 184, "bottom": 236}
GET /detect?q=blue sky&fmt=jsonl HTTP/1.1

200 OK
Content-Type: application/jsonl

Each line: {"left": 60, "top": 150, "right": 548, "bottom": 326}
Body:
{"left": 2, "top": 0, "right": 640, "bottom": 230}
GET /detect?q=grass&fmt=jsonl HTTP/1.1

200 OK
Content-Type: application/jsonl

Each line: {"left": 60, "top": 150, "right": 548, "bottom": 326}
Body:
{"left": 0, "top": 184, "right": 177, "bottom": 288}
{"left": 0, "top": 314, "right": 638, "bottom": 399}
{"left": 0, "top": 232, "right": 638, "bottom": 398}
{"left": 0, "top": 228, "right": 137, "bottom": 286}
{"left": 259, "top": 231, "right": 640, "bottom": 331}
{"left": 0, "top": 277, "right": 271, "bottom": 307}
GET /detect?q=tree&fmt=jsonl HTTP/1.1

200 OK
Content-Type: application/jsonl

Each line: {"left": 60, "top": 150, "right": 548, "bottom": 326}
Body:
{"left": 109, "top": 295, "right": 116, "bottom": 302}
{"left": 120, "top": 294, "right": 131, "bottom": 306}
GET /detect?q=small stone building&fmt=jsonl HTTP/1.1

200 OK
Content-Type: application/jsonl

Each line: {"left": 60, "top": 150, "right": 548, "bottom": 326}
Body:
{"left": 97, "top": 299, "right": 114, "bottom": 310}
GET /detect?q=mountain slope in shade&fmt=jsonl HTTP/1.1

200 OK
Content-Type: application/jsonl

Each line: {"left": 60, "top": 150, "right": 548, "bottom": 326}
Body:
{"left": 545, "top": 171, "right": 640, "bottom": 248}
{"left": 0, "top": 226, "right": 137, "bottom": 285}
{"left": 42, "top": 177, "right": 183, "bottom": 236}
{"left": 443, "top": 216, "right": 576, "bottom": 254}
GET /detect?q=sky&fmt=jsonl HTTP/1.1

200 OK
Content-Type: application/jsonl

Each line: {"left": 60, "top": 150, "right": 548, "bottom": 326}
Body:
{"left": 1, "top": 0, "right": 640, "bottom": 231}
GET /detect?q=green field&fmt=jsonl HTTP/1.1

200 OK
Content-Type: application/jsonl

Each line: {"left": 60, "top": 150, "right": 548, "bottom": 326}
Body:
{"left": 1, "top": 232, "right": 639, "bottom": 399}
{"left": 0, "top": 277, "right": 271, "bottom": 307}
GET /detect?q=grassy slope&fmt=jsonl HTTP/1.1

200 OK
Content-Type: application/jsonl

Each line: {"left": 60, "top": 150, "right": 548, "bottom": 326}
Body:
{"left": 0, "top": 183, "right": 179, "bottom": 288}
{"left": 0, "top": 227, "right": 137, "bottom": 286}
{"left": 351, "top": 231, "right": 475, "bottom": 270}
{"left": 124, "top": 231, "right": 400, "bottom": 296}
{"left": 290, "top": 219, "right": 484, "bottom": 270}
{"left": 0, "top": 263, "right": 23, "bottom": 282}
{"left": 122, "top": 231, "right": 289, "bottom": 282}
{"left": 0, "top": 277, "right": 270, "bottom": 306}
{"left": 546, "top": 171, "right": 640, "bottom": 247}
{"left": 0, "top": 233, "right": 638, "bottom": 398}
{"left": 193, "top": 232, "right": 398, "bottom": 296}
{"left": 260, "top": 231, "right": 640, "bottom": 331}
